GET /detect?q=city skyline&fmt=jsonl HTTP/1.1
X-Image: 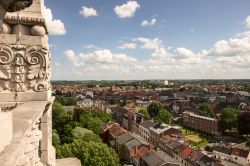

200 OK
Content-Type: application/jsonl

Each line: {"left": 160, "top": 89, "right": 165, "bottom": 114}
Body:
{"left": 45, "top": 0, "right": 250, "bottom": 80}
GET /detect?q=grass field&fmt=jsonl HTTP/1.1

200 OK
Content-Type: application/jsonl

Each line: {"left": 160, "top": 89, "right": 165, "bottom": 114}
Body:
{"left": 186, "top": 134, "right": 203, "bottom": 143}
{"left": 181, "top": 127, "right": 209, "bottom": 148}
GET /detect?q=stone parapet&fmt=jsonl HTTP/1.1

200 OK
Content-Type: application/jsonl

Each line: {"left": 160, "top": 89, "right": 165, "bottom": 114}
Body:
{"left": 0, "top": 97, "right": 55, "bottom": 166}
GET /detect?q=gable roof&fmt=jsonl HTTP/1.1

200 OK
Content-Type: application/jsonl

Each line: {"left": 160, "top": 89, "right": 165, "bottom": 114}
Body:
{"left": 174, "top": 144, "right": 187, "bottom": 154}
{"left": 231, "top": 148, "right": 250, "bottom": 158}
{"left": 125, "top": 139, "right": 142, "bottom": 150}
{"left": 116, "top": 133, "right": 134, "bottom": 145}
{"left": 181, "top": 146, "right": 193, "bottom": 159}
{"left": 108, "top": 124, "right": 127, "bottom": 138}
{"left": 189, "top": 150, "right": 204, "bottom": 162}
{"left": 140, "top": 120, "right": 155, "bottom": 130}
{"left": 140, "top": 151, "right": 166, "bottom": 166}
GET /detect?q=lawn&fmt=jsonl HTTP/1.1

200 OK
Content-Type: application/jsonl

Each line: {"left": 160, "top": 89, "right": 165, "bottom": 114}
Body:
{"left": 186, "top": 134, "right": 203, "bottom": 143}
{"left": 181, "top": 127, "right": 209, "bottom": 148}
{"left": 181, "top": 128, "right": 194, "bottom": 136}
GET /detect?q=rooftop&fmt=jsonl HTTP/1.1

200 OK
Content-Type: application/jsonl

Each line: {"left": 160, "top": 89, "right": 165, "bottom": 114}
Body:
{"left": 183, "top": 111, "right": 217, "bottom": 121}
{"left": 140, "top": 120, "right": 155, "bottom": 130}
{"left": 231, "top": 148, "right": 250, "bottom": 158}
{"left": 140, "top": 151, "right": 166, "bottom": 166}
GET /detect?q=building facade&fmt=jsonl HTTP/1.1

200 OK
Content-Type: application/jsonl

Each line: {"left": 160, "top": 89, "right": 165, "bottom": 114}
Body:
{"left": 183, "top": 111, "right": 219, "bottom": 135}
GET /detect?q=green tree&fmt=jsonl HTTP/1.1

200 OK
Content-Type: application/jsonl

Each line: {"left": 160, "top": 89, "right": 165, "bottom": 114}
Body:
{"left": 57, "top": 140, "right": 120, "bottom": 166}
{"left": 147, "top": 102, "right": 163, "bottom": 118}
{"left": 86, "top": 117, "right": 103, "bottom": 135}
{"left": 92, "top": 110, "right": 112, "bottom": 123}
{"left": 82, "top": 132, "right": 102, "bottom": 143}
{"left": 246, "top": 139, "right": 250, "bottom": 148}
{"left": 156, "top": 109, "right": 172, "bottom": 124}
{"left": 198, "top": 103, "right": 214, "bottom": 118}
{"left": 72, "top": 127, "right": 93, "bottom": 139}
{"left": 220, "top": 108, "right": 240, "bottom": 132}
{"left": 52, "top": 102, "right": 73, "bottom": 134}
{"left": 237, "top": 112, "right": 250, "bottom": 135}
{"left": 71, "top": 127, "right": 102, "bottom": 143}
{"left": 139, "top": 108, "right": 151, "bottom": 119}
{"left": 52, "top": 129, "right": 61, "bottom": 147}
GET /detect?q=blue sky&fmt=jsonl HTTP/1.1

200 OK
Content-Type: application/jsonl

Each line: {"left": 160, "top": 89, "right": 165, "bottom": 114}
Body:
{"left": 44, "top": 0, "right": 250, "bottom": 80}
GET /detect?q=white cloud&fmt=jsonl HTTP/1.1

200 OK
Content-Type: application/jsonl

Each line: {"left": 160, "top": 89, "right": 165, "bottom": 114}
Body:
{"left": 64, "top": 50, "right": 80, "bottom": 67}
{"left": 133, "top": 37, "right": 162, "bottom": 49}
{"left": 66, "top": 49, "right": 137, "bottom": 67}
{"left": 80, "top": 6, "right": 98, "bottom": 18}
{"left": 64, "top": 49, "right": 139, "bottom": 79}
{"left": 175, "top": 48, "right": 197, "bottom": 59}
{"left": 44, "top": 7, "right": 66, "bottom": 35}
{"left": 245, "top": 16, "right": 250, "bottom": 29}
{"left": 205, "top": 37, "right": 250, "bottom": 57}
{"left": 141, "top": 18, "right": 157, "bottom": 26}
{"left": 59, "top": 15, "right": 250, "bottom": 80}
{"left": 118, "top": 43, "right": 137, "bottom": 49}
{"left": 152, "top": 47, "right": 168, "bottom": 59}
{"left": 114, "top": 1, "right": 140, "bottom": 18}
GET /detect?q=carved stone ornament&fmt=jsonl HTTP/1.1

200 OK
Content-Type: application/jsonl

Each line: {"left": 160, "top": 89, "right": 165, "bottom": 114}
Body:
{"left": 0, "top": 44, "right": 51, "bottom": 92}
{"left": 0, "top": 0, "right": 33, "bottom": 12}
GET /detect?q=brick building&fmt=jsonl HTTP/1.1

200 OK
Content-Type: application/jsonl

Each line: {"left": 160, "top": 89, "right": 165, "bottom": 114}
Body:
{"left": 183, "top": 111, "right": 220, "bottom": 135}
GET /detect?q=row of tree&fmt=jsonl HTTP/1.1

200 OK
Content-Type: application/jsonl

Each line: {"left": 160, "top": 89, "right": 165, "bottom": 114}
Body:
{"left": 52, "top": 102, "right": 120, "bottom": 166}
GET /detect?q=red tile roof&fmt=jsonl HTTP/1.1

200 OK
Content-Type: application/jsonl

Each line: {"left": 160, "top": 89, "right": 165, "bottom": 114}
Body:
{"left": 108, "top": 124, "right": 127, "bottom": 138}
{"left": 181, "top": 146, "right": 194, "bottom": 159}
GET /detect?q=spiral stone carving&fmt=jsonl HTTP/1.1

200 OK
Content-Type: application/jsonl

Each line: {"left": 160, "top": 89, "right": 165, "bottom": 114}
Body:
{"left": 0, "top": 44, "right": 51, "bottom": 92}
{"left": 0, "top": 45, "right": 14, "bottom": 65}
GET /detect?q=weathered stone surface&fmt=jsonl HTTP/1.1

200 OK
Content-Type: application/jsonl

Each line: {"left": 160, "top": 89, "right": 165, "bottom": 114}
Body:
{"left": 1, "top": 23, "right": 11, "bottom": 34}
{"left": 0, "top": 110, "right": 13, "bottom": 152}
{"left": 56, "top": 158, "right": 82, "bottom": 166}
{"left": 31, "top": 25, "right": 46, "bottom": 36}
{"left": 0, "top": 98, "right": 55, "bottom": 166}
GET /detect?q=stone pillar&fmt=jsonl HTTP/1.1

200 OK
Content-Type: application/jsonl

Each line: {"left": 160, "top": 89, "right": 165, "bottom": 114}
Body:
{"left": 0, "top": 0, "right": 50, "bottom": 103}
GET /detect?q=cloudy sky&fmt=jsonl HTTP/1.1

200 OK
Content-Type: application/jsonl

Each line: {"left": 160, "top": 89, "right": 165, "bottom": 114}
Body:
{"left": 45, "top": 0, "right": 250, "bottom": 80}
